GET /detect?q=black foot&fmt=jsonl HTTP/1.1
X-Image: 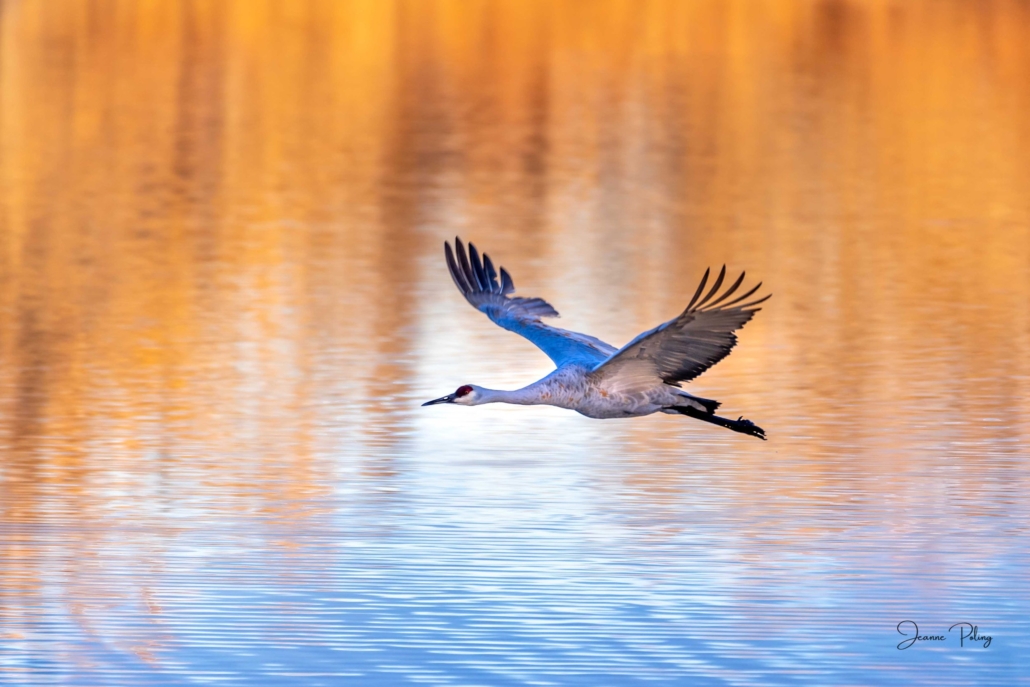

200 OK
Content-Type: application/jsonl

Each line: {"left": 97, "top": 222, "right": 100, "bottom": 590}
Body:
{"left": 732, "top": 417, "right": 766, "bottom": 441}
{"left": 669, "top": 406, "right": 767, "bottom": 440}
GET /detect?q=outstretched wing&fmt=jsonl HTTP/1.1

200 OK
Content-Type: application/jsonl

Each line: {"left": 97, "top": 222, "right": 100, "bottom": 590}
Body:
{"left": 589, "top": 266, "right": 769, "bottom": 392}
{"left": 444, "top": 237, "right": 617, "bottom": 367}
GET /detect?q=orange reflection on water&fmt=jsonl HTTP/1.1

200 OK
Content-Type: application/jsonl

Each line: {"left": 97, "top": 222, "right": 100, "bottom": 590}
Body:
{"left": 0, "top": 1, "right": 1028, "bottom": 679}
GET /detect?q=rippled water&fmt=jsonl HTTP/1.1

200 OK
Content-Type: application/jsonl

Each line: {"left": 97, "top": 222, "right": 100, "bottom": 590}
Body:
{"left": 1, "top": 1, "right": 1029, "bottom": 684}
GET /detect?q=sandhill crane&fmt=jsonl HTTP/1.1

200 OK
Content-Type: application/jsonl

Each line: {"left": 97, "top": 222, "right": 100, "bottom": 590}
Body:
{"left": 423, "top": 238, "right": 770, "bottom": 440}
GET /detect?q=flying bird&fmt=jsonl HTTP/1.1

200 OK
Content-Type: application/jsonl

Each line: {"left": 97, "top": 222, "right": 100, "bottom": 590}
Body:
{"left": 423, "top": 238, "right": 770, "bottom": 439}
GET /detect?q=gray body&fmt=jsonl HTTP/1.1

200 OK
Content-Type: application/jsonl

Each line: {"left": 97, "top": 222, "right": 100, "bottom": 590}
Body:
{"left": 478, "top": 364, "right": 709, "bottom": 419}
{"left": 424, "top": 238, "right": 769, "bottom": 439}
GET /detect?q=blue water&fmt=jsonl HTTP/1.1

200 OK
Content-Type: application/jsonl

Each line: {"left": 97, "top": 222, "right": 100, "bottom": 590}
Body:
{"left": 3, "top": 410, "right": 1027, "bottom": 685}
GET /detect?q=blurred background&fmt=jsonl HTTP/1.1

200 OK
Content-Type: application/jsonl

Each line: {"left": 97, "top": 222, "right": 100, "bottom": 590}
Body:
{"left": 0, "top": 1, "right": 1028, "bottom": 684}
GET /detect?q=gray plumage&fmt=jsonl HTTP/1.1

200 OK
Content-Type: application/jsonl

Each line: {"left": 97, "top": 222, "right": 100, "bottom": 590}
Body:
{"left": 424, "top": 238, "right": 770, "bottom": 440}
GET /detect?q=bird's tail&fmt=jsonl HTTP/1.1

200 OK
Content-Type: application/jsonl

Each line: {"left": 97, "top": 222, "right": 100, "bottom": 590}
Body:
{"left": 676, "top": 391, "right": 721, "bottom": 414}
{"left": 669, "top": 405, "right": 767, "bottom": 440}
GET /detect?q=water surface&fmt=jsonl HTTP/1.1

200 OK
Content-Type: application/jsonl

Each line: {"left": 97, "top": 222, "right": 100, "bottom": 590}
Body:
{"left": 1, "top": 1, "right": 1029, "bottom": 684}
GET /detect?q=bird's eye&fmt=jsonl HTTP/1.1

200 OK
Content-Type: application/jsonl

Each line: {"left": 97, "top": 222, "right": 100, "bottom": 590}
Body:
{"left": 455, "top": 385, "right": 473, "bottom": 397}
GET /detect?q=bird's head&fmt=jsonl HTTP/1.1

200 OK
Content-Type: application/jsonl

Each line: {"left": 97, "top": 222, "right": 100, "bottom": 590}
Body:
{"left": 422, "top": 384, "right": 483, "bottom": 407}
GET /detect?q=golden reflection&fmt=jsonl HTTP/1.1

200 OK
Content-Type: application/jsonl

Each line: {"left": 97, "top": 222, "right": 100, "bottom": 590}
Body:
{"left": 0, "top": 0, "right": 1028, "bottom": 661}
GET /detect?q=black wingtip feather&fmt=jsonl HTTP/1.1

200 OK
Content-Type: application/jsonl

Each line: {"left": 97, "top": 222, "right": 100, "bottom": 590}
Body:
{"left": 736, "top": 293, "right": 772, "bottom": 311}
{"left": 454, "top": 237, "right": 478, "bottom": 293}
{"left": 685, "top": 267, "right": 711, "bottom": 311}
{"left": 719, "top": 282, "right": 765, "bottom": 309}
{"left": 500, "top": 267, "right": 515, "bottom": 295}
{"left": 697, "top": 265, "right": 727, "bottom": 309}
{"left": 482, "top": 253, "right": 500, "bottom": 292}
{"left": 445, "top": 241, "right": 471, "bottom": 294}
{"left": 704, "top": 271, "right": 746, "bottom": 309}
{"left": 468, "top": 242, "right": 488, "bottom": 291}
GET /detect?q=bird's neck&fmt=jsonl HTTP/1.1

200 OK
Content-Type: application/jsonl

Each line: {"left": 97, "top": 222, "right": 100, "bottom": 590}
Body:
{"left": 475, "top": 385, "right": 544, "bottom": 406}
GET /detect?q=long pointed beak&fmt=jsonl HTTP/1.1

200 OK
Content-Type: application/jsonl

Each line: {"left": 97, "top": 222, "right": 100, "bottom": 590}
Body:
{"left": 422, "top": 393, "right": 457, "bottom": 407}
